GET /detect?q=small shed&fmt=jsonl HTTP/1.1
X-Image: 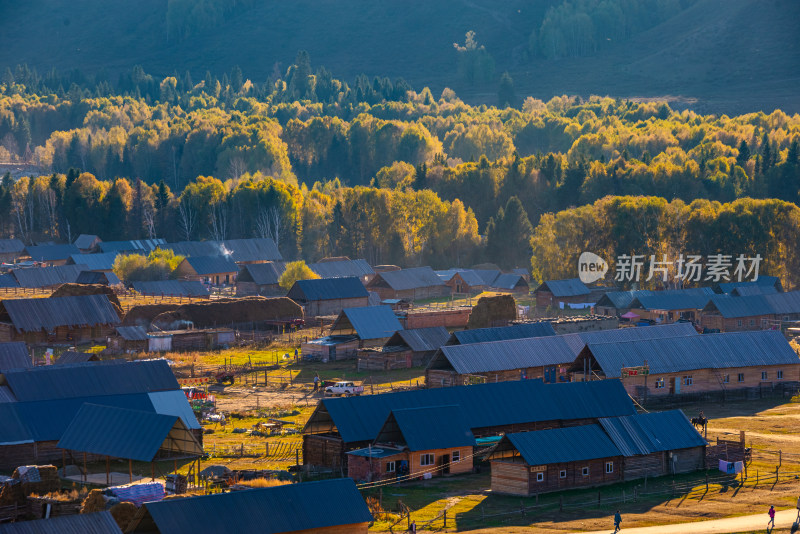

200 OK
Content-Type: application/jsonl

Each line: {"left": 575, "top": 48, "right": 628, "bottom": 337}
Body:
{"left": 347, "top": 405, "right": 475, "bottom": 482}
{"left": 330, "top": 305, "right": 404, "bottom": 348}
{"left": 174, "top": 256, "right": 238, "bottom": 285}
{"left": 533, "top": 278, "right": 591, "bottom": 309}
{"left": 287, "top": 276, "right": 370, "bottom": 317}
{"left": 358, "top": 326, "right": 450, "bottom": 371}
{"left": 235, "top": 261, "right": 285, "bottom": 296}
{"left": 301, "top": 335, "right": 360, "bottom": 362}
{"left": 162, "top": 328, "right": 235, "bottom": 351}
{"left": 109, "top": 325, "right": 155, "bottom": 353}
{"left": 74, "top": 234, "right": 102, "bottom": 253}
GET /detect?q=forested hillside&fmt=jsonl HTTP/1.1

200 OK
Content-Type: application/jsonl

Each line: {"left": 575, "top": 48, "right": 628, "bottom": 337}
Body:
{"left": 1, "top": 0, "right": 798, "bottom": 114}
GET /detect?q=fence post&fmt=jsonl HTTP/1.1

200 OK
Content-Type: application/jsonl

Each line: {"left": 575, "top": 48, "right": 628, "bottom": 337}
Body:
{"left": 443, "top": 509, "right": 447, "bottom": 527}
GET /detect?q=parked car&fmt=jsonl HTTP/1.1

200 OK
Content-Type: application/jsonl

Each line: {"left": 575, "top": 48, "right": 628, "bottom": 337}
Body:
{"left": 324, "top": 381, "right": 364, "bottom": 396}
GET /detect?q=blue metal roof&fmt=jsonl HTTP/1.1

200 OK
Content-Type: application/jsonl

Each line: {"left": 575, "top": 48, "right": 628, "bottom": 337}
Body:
{"left": 559, "top": 323, "right": 699, "bottom": 355}
{"left": 148, "top": 390, "right": 201, "bottom": 430}
{"left": 0, "top": 511, "right": 123, "bottom": 534}
{"left": 183, "top": 255, "right": 238, "bottom": 275}
{"left": 0, "top": 273, "right": 18, "bottom": 288}
{"left": 492, "top": 273, "right": 529, "bottom": 291}
{"left": 12, "top": 264, "right": 89, "bottom": 288}
{"left": 239, "top": 262, "right": 285, "bottom": 285}
{"left": 731, "top": 285, "right": 779, "bottom": 296}
{"left": 599, "top": 410, "right": 707, "bottom": 457}
{"left": 436, "top": 335, "right": 576, "bottom": 374}
{"left": 0, "top": 238, "right": 25, "bottom": 254}
{"left": 287, "top": 276, "right": 368, "bottom": 302}
{"left": 25, "top": 244, "right": 80, "bottom": 262}
{"left": 0, "top": 342, "right": 30, "bottom": 370}
{"left": 0, "top": 294, "right": 120, "bottom": 331}
{"left": 308, "top": 259, "right": 374, "bottom": 279}
{"left": 99, "top": 239, "right": 166, "bottom": 253}
{"left": 535, "top": 278, "right": 590, "bottom": 297}
{"left": 54, "top": 351, "right": 98, "bottom": 365}
{"left": 717, "top": 276, "right": 781, "bottom": 293}
{"left": 166, "top": 238, "right": 282, "bottom": 263}
{"left": 389, "top": 327, "right": 450, "bottom": 353}
{"left": 0, "top": 403, "right": 33, "bottom": 445}
{"left": 502, "top": 425, "right": 622, "bottom": 465}
{"left": 306, "top": 379, "right": 635, "bottom": 443}
{"left": 435, "top": 269, "right": 493, "bottom": 287}
{"left": 585, "top": 330, "right": 800, "bottom": 378}
{"left": 76, "top": 270, "right": 121, "bottom": 285}
{"left": 333, "top": 305, "right": 403, "bottom": 340}
{"left": 57, "top": 404, "right": 198, "bottom": 462}
{"left": 69, "top": 252, "right": 119, "bottom": 271}
{"left": 379, "top": 405, "right": 475, "bottom": 451}
{"left": 137, "top": 479, "right": 373, "bottom": 534}
{"left": 705, "top": 291, "right": 800, "bottom": 318}
{"left": 451, "top": 322, "right": 556, "bottom": 345}
{"left": 2, "top": 359, "right": 178, "bottom": 401}
{"left": 74, "top": 234, "right": 100, "bottom": 250}
{"left": 630, "top": 288, "right": 715, "bottom": 311}
{"left": 374, "top": 266, "right": 447, "bottom": 291}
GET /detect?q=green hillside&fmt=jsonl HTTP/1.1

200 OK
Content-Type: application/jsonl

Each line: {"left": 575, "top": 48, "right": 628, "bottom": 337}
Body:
{"left": 2, "top": 0, "right": 798, "bottom": 114}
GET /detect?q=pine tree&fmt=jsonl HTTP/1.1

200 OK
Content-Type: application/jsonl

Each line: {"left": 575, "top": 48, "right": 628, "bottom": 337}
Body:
{"left": 760, "top": 132, "right": 772, "bottom": 173}
{"left": 414, "top": 162, "right": 427, "bottom": 190}
{"left": 497, "top": 71, "right": 515, "bottom": 108}
{"left": 736, "top": 139, "right": 751, "bottom": 169}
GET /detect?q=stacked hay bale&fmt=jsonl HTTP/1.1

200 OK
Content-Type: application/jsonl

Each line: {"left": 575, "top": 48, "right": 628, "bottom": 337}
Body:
{"left": 151, "top": 296, "right": 303, "bottom": 330}
{"left": 109, "top": 501, "right": 137, "bottom": 530}
{"left": 466, "top": 294, "right": 516, "bottom": 329}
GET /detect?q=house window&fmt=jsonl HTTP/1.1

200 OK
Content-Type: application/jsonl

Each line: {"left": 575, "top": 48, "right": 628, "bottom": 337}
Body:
{"left": 762, "top": 371, "right": 768, "bottom": 380}
{"left": 605, "top": 462, "right": 614, "bottom": 473}
{"left": 536, "top": 472, "right": 545, "bottom": 482}
{"left": 762, "top": 318, "right": 768, "bottom": 326}
{"left": 785, "top": 316, "right": 790, "bottom": 322}
{"left": 559, "top": 470, "right": 567, "bottom": 479}
{"left": 581, "top": 467, "right": 589, "bottom": 476}
{"left": 420, "top": 454, "right": 435, "bottom": 466}
{"left": 655, "top": 378, "right": 665, "bottom": 389}
{"left": 723, "top": 374, "right": 730, "bottom": 383}
{"left": 682, "top": 375, "right": 693, "bottom": 386}
{"left": 749, "top": 319, "right": 755, "bottom": 326}
{"left": 452, "top": 451, "right": 460, "bottom": 463}
{"left": 386, "top": 461, "right": 395, "bottom": 473}
{"left": 738, "top": 373, "right": 745, "bottom": 382}
{"left": 777, "top": 370, "right": 784, "bottom": 379}
{"left": 737, "top": 320, "right": 743, "bottom": 327}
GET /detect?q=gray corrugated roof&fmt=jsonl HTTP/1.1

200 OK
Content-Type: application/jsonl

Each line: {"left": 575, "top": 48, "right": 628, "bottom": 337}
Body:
{"left": 559, "top": 323, "right": 699, "bottom": 355}
{"left": 435, "top": 269, "right": 492, "bottom": 287}
{"left": 0, "top": 294, "right": 120, "bottom": 331}
{"left": 1, "top": 359, "right": 178, "bottom": 401}
{"left": 74, "top": 234, "right": 100, "bottom": 249}
{"left": 452, "top": 322, "right": 556, "bottom": 345}
{"left": 491, "top": 273, "right": 528, "bottom": 291}
{"left": 379, "top": 405, "right": 475, "bottom": 451}
{"left": 24, "top": 243, "right": 80, "bottom": 261}
{"left": 438, "top": 335, "right": 576, "bottom": 374}
{"left": 12, "top": 264, "right": 89, "bottom": 288}
{"left": 717, "top": 276, "right": 781, "bottom": 293}
{"left": 69, "top": 252, "right": 119, "bottom": 270}
{"left": 500, "top": 424, "right": 621, "bottom": 465}
{"left": 77, "top": 271, "right": 121, "bottom": 285}
{"left": 598, "top": 410, "right": 706, "bottom": 457}
{"left": 585, "top": 330, "right": 800, "bottom": 378}
{"left": 731, "top": 285, "right": 779, "bottom": 296}
{"left": 98, "top": 239, "right": 166, "bottom": 253}
{"left": 0, "top": 342, "right": 30, "bottom": 370}
{"left": 332, "top": 305, "right": 403, "bottom": 340}
{"left": 0, "top": 238, "right": 25, "bottom": 254}
{"left": 0, "top": 511, "right": 122, "bottom": 534}
{"left": 57, "top": 403, "right": 200, "bottom": 462}
{"left": 374, "top": 266, "right": 447, "bottom": 291}
{"left": 55, "top": 351, "right": 99, "bottom": 365}
{"left": 239, "top": 262, "right": 285, "bottom": 285}
{"left": 704, "top": 291, "right": 800, "bottom": 318}
{"left": 137, "top": 479, "right": 373, "bottom": 534}
{"left": 388, "top": 327, "right": 450, "bottom": 353}
{"left": 166, "top": 238, "right": 282, "bottom": 263}
{"left": 131, "top": 280, "right": 210, "bottom": 298}
{"left": 287, "top": 276, "right": 368, "bottom": 302}
{"left": 306, "top": 379, "right": 635, "bottom": 443}
{"left": 116, "top": 326, "right": 150, "bottom": 341}
{"left": 535, "top": 278, "right": 590, "bottom": 297}
{"left": 308, "top": 259, "right": 374, "bottom": 279}
{"left": 183, "top": 255, "right": 238, "bottom": 275}
{"left": 596, "top": 287, "right": 714, "bottom": 310}
{"left": 631, "top": 288, "right": 715, "bottom": 311}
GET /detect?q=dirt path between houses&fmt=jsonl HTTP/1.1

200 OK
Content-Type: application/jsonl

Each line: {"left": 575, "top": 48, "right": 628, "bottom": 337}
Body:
{"left": 708, "top": 427, "right": 800, "bottom": 443}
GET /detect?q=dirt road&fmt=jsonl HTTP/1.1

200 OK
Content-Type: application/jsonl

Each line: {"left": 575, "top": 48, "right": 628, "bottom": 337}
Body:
{"left": 574, "top": 507, "right": 798, "bottom": 534}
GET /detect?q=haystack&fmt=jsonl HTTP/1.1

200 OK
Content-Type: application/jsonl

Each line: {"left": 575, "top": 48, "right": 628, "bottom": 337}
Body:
{"left": 11, "top": 465, "right": 60, "bottom": 495}
{"left": 151, "top": 297, "right": 303, "bottom": 330}
{"left": 51, "top": 284, "right": 123, "bottom": 317}
{"left": 110, "top": 501, "right": 137, "bottom": 530}
{"left": 122, "top": 303, "right": 182, "bottom": 327}
{"left": 466, "top": 294, "right": 516, "bottom": 329}
{"left": 80, "top": 489, "right": 107, "bottom": 514}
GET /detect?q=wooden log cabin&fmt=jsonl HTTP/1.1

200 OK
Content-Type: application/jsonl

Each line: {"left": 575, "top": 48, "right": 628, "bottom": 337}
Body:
{"left": 700, "top": 291, "right": 800, "bottom": 333}
{"left": 286, "top": 276, "right": 370, "bottom": 317}
{"left": 489, "top": 410, "right": 706, "bottom": 496}
{"left": 328, "top": 305, "right": 404, "bottom": 349}
{"left": 357, "top": 326, "right": 449, "bottom": 371}
{"left": 365, "top": 266, "right": 450, "bottom": 301}
{"left": 126, "top": 478, "right": 373, "bottom": 534}
{"left": 426, "top": 322, "right": 699, "bottom": 388}
{"left": 302, "top": 379, "right": 636, "bottom": 472}
{"left": 571, "top": 330, "right": 800, "bottom": 400}
{"left": 0, "top": 294, "right": 121, "bottom": 344}
{"left": 347, "top": 405, "right": 475, "bottom": 482}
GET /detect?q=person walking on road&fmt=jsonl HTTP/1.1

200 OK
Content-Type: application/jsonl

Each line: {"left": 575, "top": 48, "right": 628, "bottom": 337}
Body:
{"left": 614, "top": 510, "right": 622, "bottom": 532}
{"left": 313, "top": 373, "right": 320, "bottom": 392}
{"left": 768, "top": 505, "right": 776, "bottom": 530}
{"left": 409, "top": 519, "right": 416, "bottom": 533}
